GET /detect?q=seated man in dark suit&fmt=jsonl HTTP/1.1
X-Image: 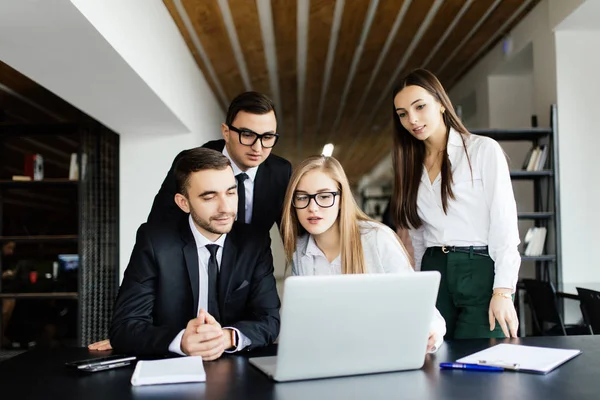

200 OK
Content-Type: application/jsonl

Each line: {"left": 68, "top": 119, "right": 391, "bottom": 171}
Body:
{"left": 109, "top": 148, "right": 280, "bottom": 358}
{"left": 148, "top": 91, "right": 292, "bottom": 233}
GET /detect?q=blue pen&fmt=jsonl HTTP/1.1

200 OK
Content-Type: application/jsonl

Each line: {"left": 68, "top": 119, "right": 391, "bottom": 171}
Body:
{"left": 439, "top": 362, "right": 504, "bottom": 372}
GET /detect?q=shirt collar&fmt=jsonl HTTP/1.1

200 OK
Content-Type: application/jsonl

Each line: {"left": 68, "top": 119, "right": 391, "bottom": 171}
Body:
{"left": 188, "top": 215, "right": 227, "bottom": 249}
{"left": 447, "top": 127, "right": 466, "bottom": 156}
{"left": 304, "top": 235, "right": 342, "bottom": 266}
{"left": 222, "top": 146, "right": 259, "bottom": 183}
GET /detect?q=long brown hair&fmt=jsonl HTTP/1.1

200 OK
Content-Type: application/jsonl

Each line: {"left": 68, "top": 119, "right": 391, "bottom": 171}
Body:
{"left": 281, "top": 156, "right": 375, "bottom": 274}
{"left": 391, "top": 68, "right": 472, "bottom": 230}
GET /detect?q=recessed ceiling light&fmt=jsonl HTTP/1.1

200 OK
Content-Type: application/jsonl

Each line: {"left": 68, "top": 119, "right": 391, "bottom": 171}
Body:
{"left": 322, "top": 143, "right": 334, "bottom": 157}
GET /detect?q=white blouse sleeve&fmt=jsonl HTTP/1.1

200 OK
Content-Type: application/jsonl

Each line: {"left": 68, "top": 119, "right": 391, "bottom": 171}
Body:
{"left": 373, "top": 225, "right": 412, "bottom": 273}
{"left": 479, "top": 139, "right": 521, "bottom": 291}
{"left": 409, "top": 225, "right": 426, "bottom": 271}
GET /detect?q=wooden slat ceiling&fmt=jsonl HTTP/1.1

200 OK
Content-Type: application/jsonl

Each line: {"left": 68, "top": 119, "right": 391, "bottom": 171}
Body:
{"left": 165, "top": 0, "right": 540, "bottom": 183}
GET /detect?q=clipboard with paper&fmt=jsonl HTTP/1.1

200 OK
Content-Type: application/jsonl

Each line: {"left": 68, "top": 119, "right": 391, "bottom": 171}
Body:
{"left": 456, "top": 344, "right": 581, "bottom": 374}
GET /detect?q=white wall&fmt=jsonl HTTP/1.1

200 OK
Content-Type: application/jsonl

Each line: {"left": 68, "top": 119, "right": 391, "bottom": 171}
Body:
{"left": 554, "top": 1, "right": 600, "bottom": 321}
{"left": 450, "top": 0, "right": 557, "bottom": 128}
{"left": 70, "top": 0, "right": 225, "bottom": 278}
{"left": 555, "top": 30, "right": 600, "bottom": 284}
{"left": 0, "top": 0, "right": 187, "bottom": 136}
{"left": 488, "top": 74, "right": 534, "bottom": 129}
{"left": 455, "top": 80, "right": 489, "bottom": 130}
{"left": 70, "top": 0, "right": 224, "bottom": 135}
{"left": 450, "top": 0, "right": 588, "bottom": 127}
{"left": 550, "top": 0, "right": 590, "bottom": 29}
{"left": 487, "top": 73, "right": 538, "bottom": 280}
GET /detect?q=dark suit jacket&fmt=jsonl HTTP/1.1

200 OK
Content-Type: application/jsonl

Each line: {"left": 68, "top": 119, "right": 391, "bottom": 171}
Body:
{"left": 109, "top": 219, "right": 281, "bottom": 357}
{"left": 148, "top": 139, "right": 292, "bottom": 234}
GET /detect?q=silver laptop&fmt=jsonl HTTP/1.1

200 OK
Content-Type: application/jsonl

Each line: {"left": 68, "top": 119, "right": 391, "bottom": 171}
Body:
{"left": 249, "top": 271, "right": 441, "bottom": 382}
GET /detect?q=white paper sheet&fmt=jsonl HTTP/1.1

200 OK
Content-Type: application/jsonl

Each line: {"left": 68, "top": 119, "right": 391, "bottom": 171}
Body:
{"left": 457, "top": 344, "right": 581, "bottom": 374}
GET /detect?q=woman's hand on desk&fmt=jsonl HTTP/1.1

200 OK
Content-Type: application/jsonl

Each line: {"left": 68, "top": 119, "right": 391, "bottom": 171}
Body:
{"left": 88, "top": 339, "right": 113, "bottom": 351}
{"left": 488, "top": 289, "right": 518, "bottom": 338}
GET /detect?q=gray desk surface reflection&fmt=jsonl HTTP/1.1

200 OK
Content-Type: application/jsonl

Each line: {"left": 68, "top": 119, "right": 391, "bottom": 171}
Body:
{"left": 1, "top": 336, "right": 599, "bottom": 400}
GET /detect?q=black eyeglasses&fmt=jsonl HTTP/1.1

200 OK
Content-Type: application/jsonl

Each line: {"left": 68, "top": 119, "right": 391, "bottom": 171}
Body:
{"left": 227, "top": 125, "right": 279, "bottom": 148}
{"left": 292, "top": 191, "right": 340, "bottom": 209}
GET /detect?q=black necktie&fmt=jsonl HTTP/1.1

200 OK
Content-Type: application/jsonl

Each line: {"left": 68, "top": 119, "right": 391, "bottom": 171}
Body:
{"left": 236, "top": 173, "right": 249, "bottom": 224}
{"left": 205, "top": 244, "right": 220, "bottom": 321}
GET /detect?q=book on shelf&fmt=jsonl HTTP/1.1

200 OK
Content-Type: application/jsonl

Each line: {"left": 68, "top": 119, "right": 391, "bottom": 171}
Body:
{"left": 523, "top": 145, "right": 548, "bottom": 171}
{"left": 24, "top": 153, "right": 44, "bottom": 180}
{"left": 11, "top": 175, "right": 32, "bottom": 181}
{"left": 69, "top": 153, "right": 78, "bottom": 180}
{"left": 523, "top": 227, "right": 547, "bottom": 257}
{"left": 68, "top": 153, "right": 87, "bottom": 181}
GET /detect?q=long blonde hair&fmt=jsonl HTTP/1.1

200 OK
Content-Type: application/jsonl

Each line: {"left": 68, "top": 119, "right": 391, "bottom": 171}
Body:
{"left": 281, "top": 155, "right": 377, "bottom": 275}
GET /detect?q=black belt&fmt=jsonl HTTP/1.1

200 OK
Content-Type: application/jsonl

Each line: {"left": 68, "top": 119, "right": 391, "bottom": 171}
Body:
{"left": 428, "top": 246, "right": 489, "bottom": 256}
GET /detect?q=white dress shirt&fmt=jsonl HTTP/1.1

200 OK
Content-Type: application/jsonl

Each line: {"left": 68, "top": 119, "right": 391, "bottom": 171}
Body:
{"left": 410, "top": 128, "right": 521, "bottom": 291}
{"left": 168, "top": 215, "right": 251, "bottom": 355}
{"left": 292, "top": 220, "right": 446, "bottom": 352}
{"left": 223, "top": 147, "right": 258, "bottom": 224}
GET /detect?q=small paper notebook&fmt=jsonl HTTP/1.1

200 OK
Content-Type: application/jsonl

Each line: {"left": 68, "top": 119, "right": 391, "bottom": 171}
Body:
{"left": 131, "top": 356, "right": 206, "bottom": 386}
{"left": 457, "top": 344, "right": 581, "bottom": 374}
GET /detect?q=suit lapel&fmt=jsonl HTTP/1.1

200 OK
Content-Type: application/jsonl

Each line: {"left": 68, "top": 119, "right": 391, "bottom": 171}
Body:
{"left": 219, "top": 234, "right": 238, "bottom": 312}
{"left": 180, "top": 219, "right": 200, "bottom": 316}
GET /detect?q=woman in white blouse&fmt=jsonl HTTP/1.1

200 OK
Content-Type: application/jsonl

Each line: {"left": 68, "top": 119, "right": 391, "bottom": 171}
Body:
{"left": 280, "top": 155, "right": 446, "bottom": 352}
{"left": 391, "top": 69, "right": 520, "bottom": 339}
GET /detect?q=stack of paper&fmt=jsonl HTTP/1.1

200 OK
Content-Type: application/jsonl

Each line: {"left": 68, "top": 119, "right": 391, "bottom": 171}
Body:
{"left": 131, "top": 356, "right": 206, "bottom": 386}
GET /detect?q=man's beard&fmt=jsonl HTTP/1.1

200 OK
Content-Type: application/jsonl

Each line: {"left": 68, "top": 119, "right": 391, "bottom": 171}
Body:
{"left": 189, "top": 206, "right": 235, "bottom": 235}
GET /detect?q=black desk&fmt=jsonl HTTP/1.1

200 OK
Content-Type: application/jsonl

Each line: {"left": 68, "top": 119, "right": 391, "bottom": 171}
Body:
{"left": 1, "top": 336, "right": 599, "bottom": 400}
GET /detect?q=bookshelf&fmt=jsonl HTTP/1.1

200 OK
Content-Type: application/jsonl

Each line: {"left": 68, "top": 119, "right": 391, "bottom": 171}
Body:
{"left": 510, "top": 170, "right": 553, "bottom": 179}
{"left": 0, "top": 235, "right": 79, "bottom": 243}
{"left": 518, "top": 212, "right": 553, "bottom": 220}
{"left": 0, "top": 122, "right": 119, "bottom": 352}
{"left": 472, "top": 104, "right": 561, "bottom": 287}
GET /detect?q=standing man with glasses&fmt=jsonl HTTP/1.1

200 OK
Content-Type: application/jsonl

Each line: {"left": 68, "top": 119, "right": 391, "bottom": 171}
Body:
{"left": 148, "top": 91, "right": 292, "bottom": 234}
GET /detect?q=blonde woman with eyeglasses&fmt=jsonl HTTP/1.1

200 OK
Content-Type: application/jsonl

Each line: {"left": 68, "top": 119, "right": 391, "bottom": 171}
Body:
{"left": 280, "top": 155, "right": 446, "bottom": 352}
